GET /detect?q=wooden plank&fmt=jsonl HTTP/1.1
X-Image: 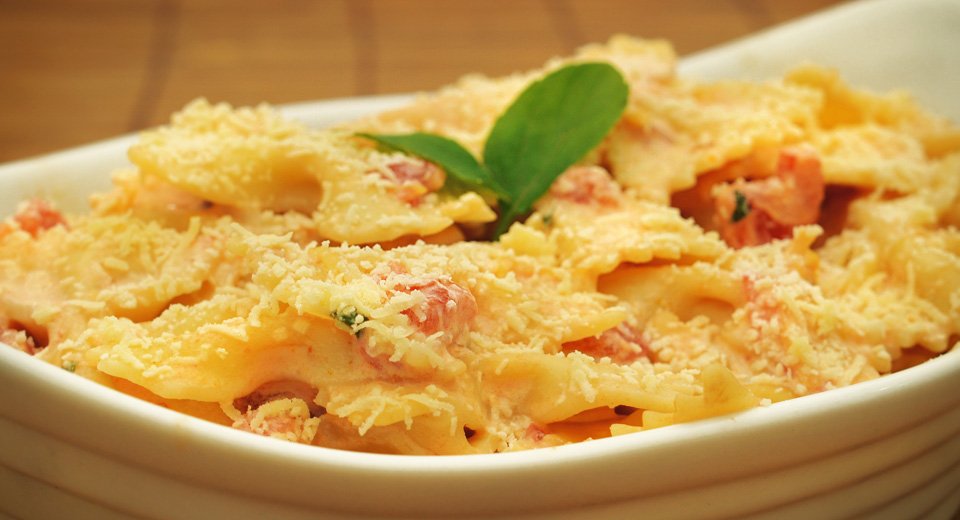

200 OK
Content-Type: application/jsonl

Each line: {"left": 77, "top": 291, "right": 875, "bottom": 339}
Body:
{"left": 147, "top": 0, "right": 356, "bottom": 126}
{"left": 358, "top": 0, "right": 568, "bottom": 94}
{"left": 0, "top": 0, "right": 850, "bottom": 163}
{"left": 746, "top": 0, "right": 850, "bottom": 25}
{"left": 564, "top": 0, "right": 757, "bottom": 57}
{"left": 0, "top": 0, "right": 156, "bottom": 161}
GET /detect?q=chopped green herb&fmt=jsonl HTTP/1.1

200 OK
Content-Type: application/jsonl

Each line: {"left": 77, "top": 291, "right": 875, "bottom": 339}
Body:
{"left": 358, "top": 62, "right": 629, "bottom": 239}
{"left": 331, "top": 307, "right": 367, "bottom": 337}
{"left": 62, "top": 361, "right": 77, "bottom": 372}
{"left": 732, "top": 190, "right": 751, "bottom": 223}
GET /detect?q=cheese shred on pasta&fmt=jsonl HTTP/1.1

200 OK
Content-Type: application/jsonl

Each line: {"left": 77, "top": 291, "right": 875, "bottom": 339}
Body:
{"left": 2, "top": 36, "right": 958, "bottom": 455}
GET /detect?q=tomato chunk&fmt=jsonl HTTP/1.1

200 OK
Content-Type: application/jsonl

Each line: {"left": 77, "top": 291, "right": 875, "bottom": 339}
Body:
{"left": 549, "top": 166, "right": 623, "bottom": 207}
{"left": 562, "top": 323, "right": 650, "bottom": 364}
{"left": 398, "top": 277, "right": 477, "bottom": 342}
{"left": 712, "top": 147, "right": 825, "bottom": 248}
{"left": 387, "top": 160, "right": 446, "bottom": 205}
{"left": 1, "top": 199, "right": 66, "bottom": 238}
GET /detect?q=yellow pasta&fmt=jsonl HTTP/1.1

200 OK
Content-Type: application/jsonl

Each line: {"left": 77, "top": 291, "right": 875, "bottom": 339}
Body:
{"left": 1, "top": 36, "right": 958, "bottom": 455}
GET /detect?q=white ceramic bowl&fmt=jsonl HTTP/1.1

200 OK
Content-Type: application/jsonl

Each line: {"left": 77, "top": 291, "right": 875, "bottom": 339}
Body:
{"left": 2, "top": 0, "right": 960, "bottom": 518}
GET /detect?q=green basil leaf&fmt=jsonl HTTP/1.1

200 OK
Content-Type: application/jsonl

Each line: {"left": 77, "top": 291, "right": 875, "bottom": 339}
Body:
{"left": 484, "top": 62, "right": 628, "bottom": 236}
{"left": 356, "top": 132, "right": 507, "bottom": 199}
{"left": 356, "top": 63, "right": 629, "bottom": 239}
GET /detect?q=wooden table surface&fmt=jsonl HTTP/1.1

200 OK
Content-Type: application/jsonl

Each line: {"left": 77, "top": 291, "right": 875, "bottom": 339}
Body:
{"left": 0, "top": 0, "right": 847, "bottom": 163}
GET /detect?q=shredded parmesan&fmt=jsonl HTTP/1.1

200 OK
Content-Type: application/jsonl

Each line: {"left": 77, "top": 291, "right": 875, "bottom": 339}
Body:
{"left": 2, "top": 36, "right": 958, "bottom": 455}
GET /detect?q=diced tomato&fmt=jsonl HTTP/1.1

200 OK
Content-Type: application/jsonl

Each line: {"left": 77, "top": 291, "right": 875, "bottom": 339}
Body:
{"left": 356, "top": 270, "right": 478, "bottom": 372}
{"left": 398, "top": 277, "right": 477, "bottom": 341}
{"left": 526, "top": 423, "right": 548, "bottom": 442}
{"left": 1, "top": 199, "right": 66, "bottom": 238}
{"left": 0, "top": 327, "right": 38, "bottom": 355}
{"left": 712, "top": 147, "right": 825, "bottom": 248}
{"left": 549, "top": 166, "right": 623, "bottom": 207}
{"left": 562, "top": 323, "right": 650, "bottom": 364}
{"left": 386, "top": 160, "right": 446, "bottom": 205}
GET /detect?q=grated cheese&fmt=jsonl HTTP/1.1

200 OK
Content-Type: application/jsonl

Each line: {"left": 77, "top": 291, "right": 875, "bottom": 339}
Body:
{"left": 2, "top": 36, "right": 958, "bottom": 455}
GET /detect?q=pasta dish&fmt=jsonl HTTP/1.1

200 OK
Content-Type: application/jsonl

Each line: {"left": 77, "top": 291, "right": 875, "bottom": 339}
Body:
{"left": 1, "top": 37, "right": 958, "bottom": 455}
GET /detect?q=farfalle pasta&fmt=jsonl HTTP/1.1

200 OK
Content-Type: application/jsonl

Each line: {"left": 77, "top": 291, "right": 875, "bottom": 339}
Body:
{"left": 1, "top": 36, "right": 958, "bottom": 455}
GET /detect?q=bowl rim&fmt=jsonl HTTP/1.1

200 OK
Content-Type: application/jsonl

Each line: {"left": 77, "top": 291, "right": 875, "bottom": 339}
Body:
{"left": 2, "top": 0, "right": 960, "bottom": 514}
{"left": 2, "top": 339, "right": 959, "bottom": 516}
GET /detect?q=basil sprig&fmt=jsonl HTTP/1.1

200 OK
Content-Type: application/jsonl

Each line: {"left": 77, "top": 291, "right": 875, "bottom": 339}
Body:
{"left": 360, "top": 62, "right": 629, "bottom": 238}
